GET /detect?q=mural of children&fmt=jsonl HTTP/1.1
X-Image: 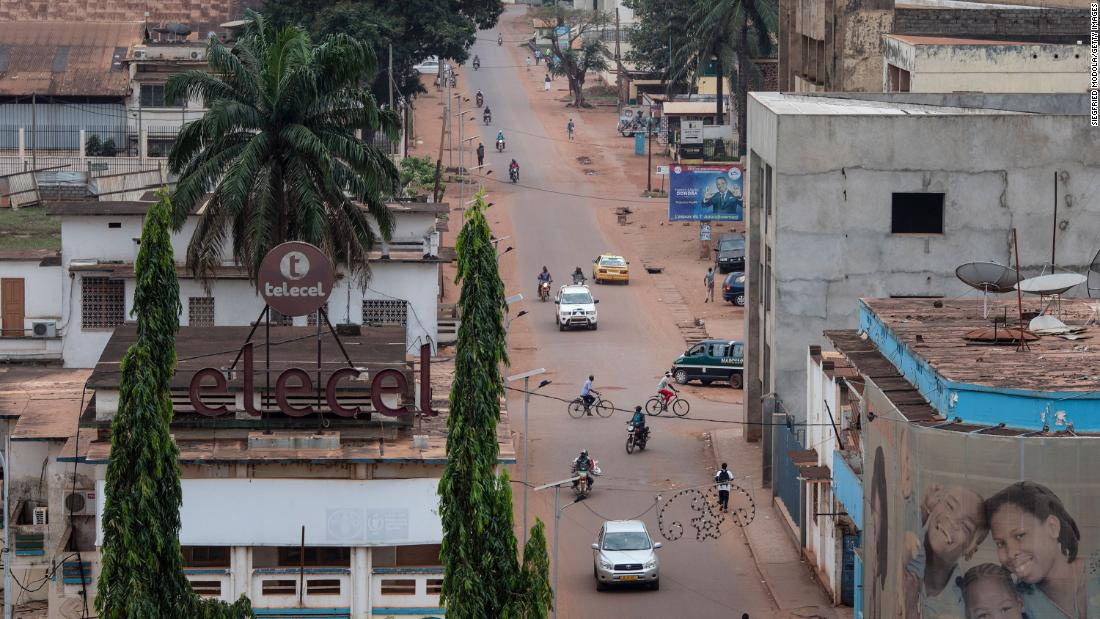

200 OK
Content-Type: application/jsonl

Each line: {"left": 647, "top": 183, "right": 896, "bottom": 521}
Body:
{"left": 867, "top": 446, "right": 889, "bottom": 619}
{"left": 986, "top": 481, "right": 1100, "bottom": 619}
{"left": 901, "top": 483, "right": 989, "bottom": 617}
{"left": 958, "top": 563, "right": 1028, "bottom": 619}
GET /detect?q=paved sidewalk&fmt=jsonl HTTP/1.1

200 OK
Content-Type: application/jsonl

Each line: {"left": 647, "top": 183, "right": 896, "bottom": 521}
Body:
{"left": 709, "top": 428, "right": 852, "bottom": 619}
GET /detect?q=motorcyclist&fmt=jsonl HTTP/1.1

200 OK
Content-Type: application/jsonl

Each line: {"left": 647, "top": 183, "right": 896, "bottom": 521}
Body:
{"left": 572, "top": 266, "right": 586, "bottom": 285}
{"left": 473, "top": 54, "right": 480, "bottom": 68}
{"left": 497, "top": 33, "right": 503, "bottom": 46}
{"left": 509, "top": 158, "right": 519, "bottom": 181}
{"left": 483, "top": 107, "right": 492, "bottom": 124}
{"left": 475, "top": 89, "right": 484, "bottom": 106}
{"left": 572, "top": 449, "right": 596, "bottom": 488}
{"left": 657, "top": 371, "right": 679, "bottom": 408}
{"left": 537, "top": 266, "right": 553, "bottom": 296}
{"left": 629, "top": 406, "right": 649, "bottom": 442}
{"left": 496, "top": 130, "right": 505, "bottom": 144}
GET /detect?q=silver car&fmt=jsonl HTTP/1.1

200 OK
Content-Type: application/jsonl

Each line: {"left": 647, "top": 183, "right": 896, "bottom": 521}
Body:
{"left": 591, "top": 520, "right": 661, "bottom": 591}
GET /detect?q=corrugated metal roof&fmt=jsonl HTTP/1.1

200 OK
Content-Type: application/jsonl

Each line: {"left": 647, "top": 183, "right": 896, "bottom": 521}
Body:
{"left": 0, "top": 1, "right": 262, "bottom": 39}
{"left": 0, "top": 22, "right": 144, "bottom": 97}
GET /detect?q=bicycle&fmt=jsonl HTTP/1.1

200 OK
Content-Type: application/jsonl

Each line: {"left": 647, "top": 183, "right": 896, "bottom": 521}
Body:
{"left": 568, "top": 390, "right": 615, "bottom": 419}
{"left": 644, "top": 392, "right": 690, "bottom": 417}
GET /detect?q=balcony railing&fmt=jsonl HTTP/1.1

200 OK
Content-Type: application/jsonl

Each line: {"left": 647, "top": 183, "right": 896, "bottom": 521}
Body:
{"left": 251, "top": 568, "right": 352, "bottom": 609}
{"left": 371, "top": 566, "right": 443, "bottom": 609}
{"left": 185, "top": 568, "right": 232, "bottom": 601}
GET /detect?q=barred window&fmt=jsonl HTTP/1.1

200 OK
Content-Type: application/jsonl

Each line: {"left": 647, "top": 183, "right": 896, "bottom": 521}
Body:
{"left": 307, "top": 303, "right": 330, "bottom": 327}
{"left": 81, "top": 277, "right": 124, "bottom": 329}
{"left": 362, "top": 299, "right": 407, "bottom": 326}
{"left": 268, "top": 308, "right": 294, "bottom": 326}
{"left": 188, "top": 297, "right": 215, "bottom": 327}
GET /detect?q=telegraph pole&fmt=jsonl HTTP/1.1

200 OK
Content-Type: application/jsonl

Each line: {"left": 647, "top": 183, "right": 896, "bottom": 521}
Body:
{"left": 615, "top": 8, "right": 624, "bottom": 115}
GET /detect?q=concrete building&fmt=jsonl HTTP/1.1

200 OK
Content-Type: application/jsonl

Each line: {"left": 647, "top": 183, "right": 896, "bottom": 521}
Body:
{"left": 777, "top": 0, "right": 1090, "bottom": 93}
{"left": 882, "top": 34, "right": 1089, "bottom": 93}
{"left": 821, "top": 297, "right": 1100, "bottom": 616}
{"left": 0, "top": 250, "right": 64, "bottom": 361}
{"left": 743, "top": 91, "right": 1100, "bottom": 534}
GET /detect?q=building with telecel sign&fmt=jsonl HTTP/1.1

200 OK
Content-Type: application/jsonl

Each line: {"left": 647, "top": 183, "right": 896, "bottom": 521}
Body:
{"left": 792, "top": 297, "right": 1100, "bottom": 617}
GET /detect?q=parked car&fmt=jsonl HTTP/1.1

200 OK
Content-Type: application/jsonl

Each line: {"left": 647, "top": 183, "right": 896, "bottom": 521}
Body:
{"left": 592, "top": 254, "right": 629, "bottom": 284}
{"left": 592, "top": 520, "right": 661, "bottom": 591}
{"left": 714, "top": 233, "right": 745, "bottom": 273}
{"left": 670, "top": 339, "right": 744, "bottom": 389}
{"left": 554, "top": 284, "right": 599, "bottom": 331}
{"left": 723, "top": 272, "right": 745, "bottom": 306}
{"left": 414, "top": 57, "right": 440, "bottom": 74}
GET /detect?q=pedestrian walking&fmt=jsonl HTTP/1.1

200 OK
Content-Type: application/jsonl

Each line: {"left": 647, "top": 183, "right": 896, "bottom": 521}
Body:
{"left": 704, "top": 267, "right": 715, "bottom": 302}
{"left": 476, "top": 142, "right": 485, "bottom": 168}
{"left": 544, "top": 74, "right": 552, "bottom": 92}
{"left": 525, "top": 56, "right": 532, "bottom": 71}
{"left": 535, "top": 48, "right": 542, "bottom": 64}
{"left": 567, "top": 118, "right": 575, "bottom": 142}
{"left": 715, "top": 463, "right": 732, "bottom": 511}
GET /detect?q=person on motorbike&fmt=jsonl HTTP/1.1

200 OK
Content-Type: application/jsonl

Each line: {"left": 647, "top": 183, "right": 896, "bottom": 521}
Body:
{"left": 629, "top": 405, "right": 648, "bottom": 442}
{"left": 496, "top": 130, "right": 505, "bottom": 143}
{"left": 572, "top": 266, "right": 586, "bottom": 285}
{"left": 657, "top": 371, "right": 679, "bottom": 409}
{"left": 497, "top": 33, "right": 503, "bottom": 46}
{"left": 483, "top": 107, "right": 492, "bottom": 124}
{"left": 509, "top": 158, "right": 519, "bottom": 181}
{"left": 473, "top": 54, "right": 480, "bottom": 68}
{"left": 475, "top": 89, "right": 484, "bottom": 104}
{"left": 537, "top": 266, "right": 553, "bottom": 297}
{"left": 572, "top": 449, "right": 596, "bottom": 488}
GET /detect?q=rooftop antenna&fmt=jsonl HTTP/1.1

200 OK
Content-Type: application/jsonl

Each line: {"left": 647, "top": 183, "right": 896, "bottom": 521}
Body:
{"left": 955, "top": 261, "right": 1018, "bottom": 319}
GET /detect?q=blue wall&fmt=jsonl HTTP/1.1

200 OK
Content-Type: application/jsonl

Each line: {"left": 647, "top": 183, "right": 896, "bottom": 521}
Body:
{"left": 859, "top": 302, "right": 1100, "bottom": 431}
{"left": 832, "top": 451, "right": 863, "bottom": 529}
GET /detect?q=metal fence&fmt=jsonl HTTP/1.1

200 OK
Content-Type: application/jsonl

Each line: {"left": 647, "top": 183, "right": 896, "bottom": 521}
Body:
{"left": 0, "top": 124, "right": 180, "bottom": 157}
{"left": 772, "top": 414, "right": 803, "bottom": 529}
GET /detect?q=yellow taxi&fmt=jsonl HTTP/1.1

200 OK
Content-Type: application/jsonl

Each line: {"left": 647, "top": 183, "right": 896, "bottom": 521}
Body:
{"left": 592, "top": 254, "right": 630, "bottom": 284}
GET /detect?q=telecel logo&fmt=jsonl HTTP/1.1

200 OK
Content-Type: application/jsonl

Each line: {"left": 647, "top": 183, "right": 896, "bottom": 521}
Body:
{"left": 280, "top": 251, "right": 310, "bottom": 280}
{"left": 258, "top": 242, "right": 336, "bottom": 316}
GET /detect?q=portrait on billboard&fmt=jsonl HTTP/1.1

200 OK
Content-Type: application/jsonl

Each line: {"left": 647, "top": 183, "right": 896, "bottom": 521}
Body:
{"left": 862, "top": 400, "right": 1100, "bottom": 619}
{"left": 667, "top": 165, "right": 743, "bottom": 221}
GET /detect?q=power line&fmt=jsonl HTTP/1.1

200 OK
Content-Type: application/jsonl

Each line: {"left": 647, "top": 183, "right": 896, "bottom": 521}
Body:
{"left": 476, "top": 170, "right": 663, "bottom": 204}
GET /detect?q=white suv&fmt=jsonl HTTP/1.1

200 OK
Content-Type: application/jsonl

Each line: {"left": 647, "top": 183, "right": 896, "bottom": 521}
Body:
{"left": 555, "top": 284, "right": 598, "bottom": 331}
{"left": 592, "top": 520, "right": 661, "bottom": 590}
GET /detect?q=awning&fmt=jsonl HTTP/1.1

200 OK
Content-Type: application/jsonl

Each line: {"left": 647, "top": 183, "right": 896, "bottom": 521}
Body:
{"left": 800, "top": 465, "right": 832, "bottom": 482}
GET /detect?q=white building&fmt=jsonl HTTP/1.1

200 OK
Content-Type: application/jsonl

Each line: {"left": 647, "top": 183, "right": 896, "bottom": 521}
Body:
{"left": 0, "top": 250, "right": 64, "bottom": 361}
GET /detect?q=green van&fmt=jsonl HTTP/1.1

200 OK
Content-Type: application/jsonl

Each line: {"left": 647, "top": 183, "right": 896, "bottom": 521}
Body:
{"left": 670, "top": 339, "right": 744, "bottom": 389}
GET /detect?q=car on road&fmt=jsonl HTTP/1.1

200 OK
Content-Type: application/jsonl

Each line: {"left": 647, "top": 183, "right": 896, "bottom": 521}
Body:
{"left": 714, "top": 233, "right": 745, "bottom": 273}
{"left": 414, "top": 57, "right": 440, "bottom": 74}
{"left": 592, "top": 254, "right": 629, "bottom": 284}
{"left": 670, "top": 339, "right": 744, "bottom": 389}
{"left": 723, "top": 271, "right": 745, "bottom": 306}
{"left": 555, "top": 284, "right": 599, "bottom": 331}
{"left": 592, "top": 519, "right": 661, "bottom": 591}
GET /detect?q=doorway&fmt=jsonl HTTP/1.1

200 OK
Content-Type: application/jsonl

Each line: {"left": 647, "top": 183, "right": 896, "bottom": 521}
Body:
{"left": 1, "top": 278, "right": 24, "bottom": 337}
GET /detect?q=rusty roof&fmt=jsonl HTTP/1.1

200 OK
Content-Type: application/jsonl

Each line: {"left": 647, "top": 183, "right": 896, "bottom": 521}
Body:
{"left": 861, "top": 298, "right": 1100, "bottom": 392}
{"left": 0, "top": 22, "right": 143, "bottom": 97}
{"left": 0, "top": 367, "right": 90, "bottom": 440}
{"left": 0, "top": 1, "right": 262, "bottom": 40}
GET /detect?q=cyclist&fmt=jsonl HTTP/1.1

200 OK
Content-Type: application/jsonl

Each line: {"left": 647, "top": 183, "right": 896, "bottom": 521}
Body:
{"left": 656, "top": 371, "right": 678, "bottom": 410}
{"left": 579, "top": 374, "right": 596, "bottom": 416}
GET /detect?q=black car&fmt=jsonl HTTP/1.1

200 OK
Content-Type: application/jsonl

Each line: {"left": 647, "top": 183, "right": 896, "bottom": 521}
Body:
{"left": 722, "top": 272, "right": 745, "bottom": 306}
{"left": 714, "top": 233, "right": 745, "bottom": 273}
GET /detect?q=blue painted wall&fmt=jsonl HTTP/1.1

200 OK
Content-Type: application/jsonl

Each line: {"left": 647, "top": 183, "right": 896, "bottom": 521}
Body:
{"left": 859, "top": 302, "right": 1100, "bottom": 431}
{"left": 832, "top": 451, "right": 863, "bottom": 529}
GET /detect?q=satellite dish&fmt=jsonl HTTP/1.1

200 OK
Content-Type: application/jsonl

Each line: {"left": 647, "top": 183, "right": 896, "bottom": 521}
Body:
{"left": 956, "top": 262, "right": 1018, "bottom": 293}
{"left": 1016, "top": 273, "right": 1087, "bottom": 296}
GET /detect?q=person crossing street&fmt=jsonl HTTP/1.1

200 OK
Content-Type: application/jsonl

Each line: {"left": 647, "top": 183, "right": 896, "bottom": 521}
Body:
{"left": 476, "top": 142, "right": 485, "bottom": 168}
{"left": 715, "top": 463, "right": 733, "bottom": 512}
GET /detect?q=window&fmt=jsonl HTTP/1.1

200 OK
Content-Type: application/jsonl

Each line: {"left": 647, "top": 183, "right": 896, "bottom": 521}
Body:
{"left": 731, "top": 343, "right": 744, "bottom": 358}
{"left": 363, "top": 299, "right": 408, "bottom": 326}
{"left": 139, "top": 83, "right": 178, "bottom": 107}
{"left": 276, "top": 546, "right": 350, "bottom": 567}
{"left": 182, "top": 546, "right": 230, "bottom": 568}
{"left": 891, "top": 193, "right": 944, "bottom": 234}
{"left": 887, "top": 64, "right": 911, "bottom": 93}
{"left": 709, "top": 343, "right": 729, "bottom": 357}
{"left": 107, "top": 222, "right": 121, "bottom": 229}
{"left": 765, "top": 164, "right": 773, "bottom": 218}
{"left": 268, "top": 308, "right": 294, "bottom": 326}
{"left": 81, "top": 277, "right": 124, "bottom": 329}
{"left": 686, "top": 344, "right": 705, "bottom": 356}
{"left": 372, "top": 544, "right": 442, "bottom": 567}
{"left": 188, "top": 297, "right": 214, "bottom": 327}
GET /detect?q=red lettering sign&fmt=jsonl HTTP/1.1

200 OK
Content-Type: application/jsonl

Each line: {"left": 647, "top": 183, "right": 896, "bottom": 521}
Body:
{"left": 188, "top": 343, "right": 436, "bottom": 418}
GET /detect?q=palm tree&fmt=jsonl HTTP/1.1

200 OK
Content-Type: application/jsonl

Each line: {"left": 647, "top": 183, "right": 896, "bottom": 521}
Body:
{"left": 675, "top": 0, "right": 777, "bottom": 157}
{"left": 166, "top": 10, "right": 401, "bottom": 283}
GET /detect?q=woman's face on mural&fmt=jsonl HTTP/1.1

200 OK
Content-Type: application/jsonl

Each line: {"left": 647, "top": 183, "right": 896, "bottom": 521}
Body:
{"left": 990, "top": 502, "right": 1063, "bottom": 585}
{"left": 927, "top": 486, "right": 984, "bottom": 562}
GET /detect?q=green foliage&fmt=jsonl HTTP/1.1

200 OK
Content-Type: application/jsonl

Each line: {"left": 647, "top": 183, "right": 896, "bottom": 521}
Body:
{"left": 100, "top": 138, "right": 118, "bottom": 157}
{"left": 85, "top": 134, "right": 102, "bottom": 157}
{"left": 532, "top": 7, "right": 611, "bottom": 108}
{"left": 166, "top": 10, "right": 400, "bottom": 286}
{"left": 439, "top": 190, "right": 550, "bottom": 618}
{"left": 399, "top": 155, "right": 439, "bottom": 197}
{"left": 519, "top": 519, "right": 554, "bottom": 619}
{"left": 263, "top": 0, "right": 501, "bottom": 100}
{"left": 622, "top": 0, "right": 694, "bottom": 92}
{"left": 95, "top": 191, "right": 253, "bottom": 619}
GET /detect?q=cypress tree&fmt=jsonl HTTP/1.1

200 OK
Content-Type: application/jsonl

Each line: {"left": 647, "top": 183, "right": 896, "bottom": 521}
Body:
{"left": 438, "top": 191, "right": 551, "bottom": 618}
{"left": 95, "top": 190, "right": 252, "bottom": 618}
{"left": 520, "top": 519, "right": 553, "bottom": 619}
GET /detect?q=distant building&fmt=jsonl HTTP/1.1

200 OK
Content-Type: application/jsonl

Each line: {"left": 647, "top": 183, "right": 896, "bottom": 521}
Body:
{"left": 819, "top": 298, "right": 1100, "bottom": 616}
{"left": 0, "top": 0, "right": 261, "bottom": 37}
{"left": 742, "top": 91, "right": 1100, "bottom": 539}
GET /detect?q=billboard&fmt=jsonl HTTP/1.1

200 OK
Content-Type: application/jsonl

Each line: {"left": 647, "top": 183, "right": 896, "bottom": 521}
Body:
{"left": 668, "top": 165, "right": 743, "bottom": 221}
{"left": 862, "top": 383, "right": 1100, "bottom": 619}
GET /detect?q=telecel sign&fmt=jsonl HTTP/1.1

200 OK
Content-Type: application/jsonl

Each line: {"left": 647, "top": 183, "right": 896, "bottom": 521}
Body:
{"left": 258, "top": 241, "right": 336, "bottom": 316}
{"left": 186, "top": 242, "right": 437, "bottom": 419}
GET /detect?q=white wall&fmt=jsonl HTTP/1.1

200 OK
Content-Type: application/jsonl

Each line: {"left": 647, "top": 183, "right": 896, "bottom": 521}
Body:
{"left": 805, "top": 351, "right": 842, "bottom": 602}
{"left": 0, "top": 260, "right": 64, "bottom": 360}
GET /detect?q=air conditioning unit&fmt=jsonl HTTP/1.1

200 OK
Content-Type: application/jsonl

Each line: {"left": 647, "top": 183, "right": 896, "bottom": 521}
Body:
{"left": 63, "top": 489, "right": 96, "bottom": 517}
{"left": 133, "top": 50, "right": 144, "bottom": 59}
{"left": 33, "top": 507, "right": 48, "bottom": 525}
{"left": 190, "top": 51, "right": 200, "bottom": 60}
{"left": 32, "top": 321, "right": 56, "bottom": 338}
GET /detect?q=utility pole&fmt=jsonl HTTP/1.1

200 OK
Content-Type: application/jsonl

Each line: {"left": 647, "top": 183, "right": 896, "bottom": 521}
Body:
{"left": 388, "top": 44, "right": 394, "bottom": 110}
{"left": 30, "top": 93, "right": 36, "bottom": 170}
{"left": 614, "top": 8, "right": 624, "bottom": 115}
{"left": 647, "top": 104, "right": 654, "bottom": 193}
{"left": 534, "top": 476, "right": 582, "bottom": 619}
{"left": 2, "top": 420, "right": 11, "bottom": 619}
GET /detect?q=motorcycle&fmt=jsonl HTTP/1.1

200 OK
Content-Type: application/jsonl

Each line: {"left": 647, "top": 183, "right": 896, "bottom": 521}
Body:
{"left": 572, "top": 273, "right": 586, "bottom": 285}
{"left": 497, "top": 35, "right": 503, "bottom": 46}
{"left": 483, "top": 112, "right": 491, "bottom": 125}
{"left": 473, "top": 59, "right": 480, "bottom": 71}
{"left": 538, "top": 281, "right": 551, "bottom": 302}
{"left": 475, "top": 93, "right": 484, "bottom": 108}
{"left": 625, "top": 423, "right": 650, "bottom": 454}
{"left": 496, "top": 138, "right": 505, "bottom": 152}
{"left": 572, "top": 459, "right": 601, "bottom": 498}
{"left": 509, "top": 166, "right": 519, "bottom": 183}
{"left": 448, "top": 74, "right": 456, "bottom": 88}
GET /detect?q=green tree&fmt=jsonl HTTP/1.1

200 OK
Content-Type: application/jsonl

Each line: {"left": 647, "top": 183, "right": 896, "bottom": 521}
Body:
{"left": 674, "top": 0, "right": 777, "bottom": 156}
{"left": 622, "top": 0, "right": 694, "bottom": 93}
{"left": 519, "top": 519, "right": 554, "bottom": 619}
{"left": 96, "top": 191, "right": 252, "bottom": 618}
{"left": 399, "top": 155, "right": 440, "bottom": 198}
{"left": 166, "top": 10, "right": 400, "bottom": 284}
{"left": 534, "top": 6, "right": 612, "bottom": 108}
{"left": 438, "top": 191, "right": 550, "bottom": 618}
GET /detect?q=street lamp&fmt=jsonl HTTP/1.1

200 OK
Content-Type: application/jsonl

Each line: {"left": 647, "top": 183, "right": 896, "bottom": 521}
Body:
{"left": 506, "top": 368, "right": 549, "bottom": 545}
{"left": 535, "top": 476, "right": 584, "bottom": 619}
{"left": 504, "top": 294, "right": 525, "bottom": 353}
